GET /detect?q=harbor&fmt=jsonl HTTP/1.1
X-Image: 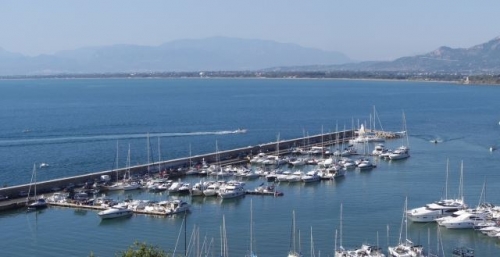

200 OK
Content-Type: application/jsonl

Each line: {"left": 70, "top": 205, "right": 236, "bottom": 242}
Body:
{"left": 2, "top": 79, "right": 500, "bottom": 256}
{"left": 0, "top": 129, "right": 358, "bottom": 206}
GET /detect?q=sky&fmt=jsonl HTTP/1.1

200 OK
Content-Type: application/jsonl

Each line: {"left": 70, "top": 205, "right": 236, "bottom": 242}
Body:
{"left": 1, "top": 0, "right": 499, "bottom": 61}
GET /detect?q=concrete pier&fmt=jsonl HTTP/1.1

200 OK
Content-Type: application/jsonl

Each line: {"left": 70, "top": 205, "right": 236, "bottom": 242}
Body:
{"left": 0, "top": 130, "right": 359, "bottom": 209}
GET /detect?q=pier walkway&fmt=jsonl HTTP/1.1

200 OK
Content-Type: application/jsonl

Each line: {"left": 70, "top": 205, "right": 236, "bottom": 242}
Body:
{"left": 0, "top": 129, "right": 398, "bottom": 210}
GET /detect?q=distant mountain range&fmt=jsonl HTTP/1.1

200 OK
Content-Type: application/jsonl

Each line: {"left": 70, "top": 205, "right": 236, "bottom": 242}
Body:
{"left": 1, "top": 36, "right": 500, "bottom": 76}
{"left": 273, "top": 37, "right": 500, "bottom": 74}
{"left": 0, "top": 37, "right": 350, "bottom": 76}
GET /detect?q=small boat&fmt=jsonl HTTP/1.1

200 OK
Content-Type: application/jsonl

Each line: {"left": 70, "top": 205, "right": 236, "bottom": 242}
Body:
{"left": 452, "top": 246, "right": 474, "bottom": 257}
{"left": 233, "top": 128, "right": 247, "bottom": 134}
{"left": 247, "top": 183, "right": 283, "bottom": 196}
{"left": 39, "top": 163, "right": 49, "bottom": 168}
{"left": 145, "top": 199, "right": 190, "bottom": 214}
{"left": 98, "top": 206, "right": 133, "bottom": 219}
{"left": 27, "top": 164, "right": 48, "bottom": 211}
{"left": 28, "top": 198, "right": 48, "bottom": 211}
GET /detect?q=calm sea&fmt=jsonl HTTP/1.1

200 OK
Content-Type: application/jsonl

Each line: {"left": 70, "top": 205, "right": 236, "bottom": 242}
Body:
{"left": 1, "top": 78, "right": 500, "bottom": 256}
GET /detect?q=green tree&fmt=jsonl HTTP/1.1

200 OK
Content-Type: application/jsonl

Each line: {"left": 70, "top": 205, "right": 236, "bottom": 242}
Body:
{"left": 117, "top": 241, "right": 170, "bottom": 257}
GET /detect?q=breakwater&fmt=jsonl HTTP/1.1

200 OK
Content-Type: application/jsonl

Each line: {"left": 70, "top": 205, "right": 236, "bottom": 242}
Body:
{"left": 0, "top": 129, "right": 395, "bottom": 210}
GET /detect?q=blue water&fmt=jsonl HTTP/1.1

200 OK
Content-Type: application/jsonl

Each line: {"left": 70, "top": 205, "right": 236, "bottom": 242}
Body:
{"left": 1, "top": 78, "right": 500, "bottom": 256}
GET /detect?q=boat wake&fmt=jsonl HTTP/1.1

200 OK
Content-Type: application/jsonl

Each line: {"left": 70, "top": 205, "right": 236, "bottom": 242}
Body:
{"left": 414, "top": 134, "right": 466, "bottom": 144}
{"left": 0, "top": 129, "right": 247, "bottom": 147}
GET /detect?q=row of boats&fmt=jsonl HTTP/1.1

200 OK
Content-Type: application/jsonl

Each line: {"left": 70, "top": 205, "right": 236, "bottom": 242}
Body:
{"left": 97, "top": 199, "right": 190, "bottom": 219}
{"left": 44, "top": 191, "right": 191, "bottom": 220}
{"left": 333, "top": 197, "right": 476, "bottom": 257}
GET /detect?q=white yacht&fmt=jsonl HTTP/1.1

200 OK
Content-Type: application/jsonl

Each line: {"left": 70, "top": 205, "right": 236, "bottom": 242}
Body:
{"left": 407, "top": 199, "right": 467, "bottom": 223}
{"left": 289, "top": 158, "right": 305, "bottom": 166}
{"left": 357, "top": 159, "right": 375, "bottom": 170}
{"left": 203, "top": 182, "right": 222, "bottom": 196}
{"left": 408, "top": 160, "right": 467, "bottom": 223}
{"left": 438, "top": 211, "right": 488, "bottom": 229}
{"left": 144, "top": 199, "right": 190, "bottom": 214}
{"left": 388, "top": 146, "right": 410, "bottom": 160}
{"left": 122, "top": 181, "right": 142, "bottom": 191}
{"left": 98, "top": 206, "right": 133, "bottom": 219}
{"left": 372, "top": 144, "right": 388, "bottom": 156}
{"left": 219, "top": 183, "right": 246, "bottom": 199}
{"left": 164, "top": 199, "right": 190, "bottom": 214}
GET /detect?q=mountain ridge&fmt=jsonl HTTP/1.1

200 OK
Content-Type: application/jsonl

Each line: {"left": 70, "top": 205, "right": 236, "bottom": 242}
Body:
{"left": 0, "top": 37, "right": 351, "bottom": 76}
{"left": 2, "top": 36, "right": 500, "bottom": 76}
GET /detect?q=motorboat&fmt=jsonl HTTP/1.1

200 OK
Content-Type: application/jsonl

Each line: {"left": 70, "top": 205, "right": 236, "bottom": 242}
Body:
{"left": 98, "top": 206, "right": 133, "bottom": 219}
{"left": 389, "top": 112, "right": 410, "bottom": 160}
{"left": 203, "top": 182, "right": 222, "bottom": 196}
{"left": 122, "top": 181, "right": 142, "bottom": 191}
{"left": 388, "top": 146, "right": 410, "bottom": 160}
{"left": 438, "top": 212, "right": 488, "bottom": 229}
{"left": 407, "top": 199, "right": 467, "bottom": 223}
{"left": 372, "top": 144, "right": 388, "bottom": 156}
{"left": 190, "top": 182, "right": 207, "bottom": 196}
{"left": 288, "top": 157, "right": 305, "bottom": 166}
{"left": 452, "top": 246, "right": 474, "bottom": 257}
{"left": 233, "top": 128, "right": 247, "bottom": 134}
{"left": 164, "top": 199, "right": 190, "bottom": 214}
{"left": 357, "top": 159, "right": 376, "bottom": 170}
{"left": 143, "top": 199, "right": 190, "bottom": 214}
{"left": 219, "top": 183, "right": 246, "bottom": 199}
{"left": 408, "top": 160, "right": 467, "bottom": 223}
{"left": 301, "top": 171, "right": 320, "bottom": 183}
{"left": 177, "top": 183, "right": 191, "bottom": 194}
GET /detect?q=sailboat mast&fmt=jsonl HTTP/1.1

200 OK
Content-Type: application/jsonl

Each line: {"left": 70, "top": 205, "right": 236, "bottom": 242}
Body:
{"left": 157, "top": 137, "right": 161, "bottom": 173}
{"left": 334, "top": 229, "right": 338, "bottom": 254}
{"left": 459, "top": 160, "right": 464, "bottom": 202}
{"left": 339, "top": 204, "right": 343, "bottom": 249}
{"left": 293, "top": 210, "right": 296, "bottom": 253}
{"left": 445, "top": 158, "right": 449, "bottom": 200}
{"left": 250, "top": 199, "right": 253, "bottom": 256}
{"left": 26, "top": 163, "right": 36, "bottom": 205}
{"left": 310, "top": 227, "right": 314, "bottom": 257}
{"left": 126, "top": 144, "right": 131, "bottom": 180}
{"left": 184, "top": 211, "right": 187, "bottom": 257}
{"left": 403, "top": 111, "right": 409, "bottom": 148}
{"left": 33, "top": 164, "right": 37, "bottom": 200}
{"left": 146, "top": 132, "right": 150, "bottom": 175}
{"left": 277, "top": 133, "right": 280, "bottom": 157}
{"left": 115, "top": 141, "right": 119, "bottom": 181}
{"left": 404, "top": 197, "right": 408, "bottom": 245}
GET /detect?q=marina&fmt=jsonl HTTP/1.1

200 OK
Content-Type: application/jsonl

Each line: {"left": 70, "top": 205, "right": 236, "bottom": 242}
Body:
{"left": 1, "top": 78, "right": 500, "bottom": 256}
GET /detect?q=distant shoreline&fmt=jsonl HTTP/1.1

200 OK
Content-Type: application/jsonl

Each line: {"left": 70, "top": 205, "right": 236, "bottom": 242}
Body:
{"left": 0, "top": 71, "right": 498, "bottom": 85}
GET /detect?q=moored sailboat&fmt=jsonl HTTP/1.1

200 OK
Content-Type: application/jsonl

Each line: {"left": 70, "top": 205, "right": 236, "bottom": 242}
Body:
{"left": 27, "top": 163, "right": 47, "bottom": 211}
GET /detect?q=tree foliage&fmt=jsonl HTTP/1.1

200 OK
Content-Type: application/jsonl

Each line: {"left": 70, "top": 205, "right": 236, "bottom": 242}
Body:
{"left": 116, "top": 241, "right": 170, "bottom": 257}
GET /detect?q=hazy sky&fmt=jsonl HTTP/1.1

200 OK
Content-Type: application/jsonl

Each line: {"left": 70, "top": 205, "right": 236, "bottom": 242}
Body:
{"left": 1, "top": 1, "right": 499, "bottom": 61}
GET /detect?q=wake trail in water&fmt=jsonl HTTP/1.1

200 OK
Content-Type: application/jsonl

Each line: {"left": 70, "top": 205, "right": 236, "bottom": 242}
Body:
{"left": 0, "top": 130, "right": 246, "bottom": 147}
